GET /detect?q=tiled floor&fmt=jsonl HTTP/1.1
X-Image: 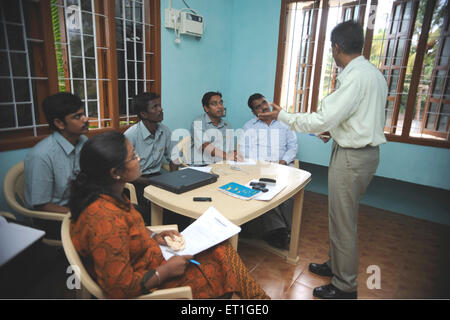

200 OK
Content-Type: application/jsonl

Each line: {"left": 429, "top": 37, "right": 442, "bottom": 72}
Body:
{"left": 237, "top": 191, "right": 450, "bottom": 299}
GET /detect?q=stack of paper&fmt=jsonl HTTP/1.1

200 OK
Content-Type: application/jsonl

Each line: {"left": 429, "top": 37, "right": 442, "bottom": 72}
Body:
{"left": 159, "top": 206, "right": 241, "bottom": 261}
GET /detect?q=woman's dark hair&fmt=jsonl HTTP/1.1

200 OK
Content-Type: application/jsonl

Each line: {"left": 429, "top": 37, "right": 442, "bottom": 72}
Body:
{"left": 132, "top": 92, "right": 160, "bottom": 119}
{"left": 247, "top": 93, "right": 265, "bottom": 110}
{"left": 69, "top": 131, "right": 128, "bottom": 221}
{"left": 202, "top": 91, "right": 222, "bottom": 107}
{"left": 330, "top": 21, "right": 364, "bottom": 55}
{"left": 42, "top": 92, "right": 83, "bottom": 131}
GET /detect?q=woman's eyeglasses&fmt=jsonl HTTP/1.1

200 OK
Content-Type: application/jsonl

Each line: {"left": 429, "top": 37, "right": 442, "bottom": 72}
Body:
{"left": 125, "top": 151, "right": 141, "bottom": 163}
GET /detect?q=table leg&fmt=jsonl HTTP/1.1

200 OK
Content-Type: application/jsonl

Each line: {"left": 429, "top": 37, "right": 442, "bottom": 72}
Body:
{"left": 151, "top": 203, "right": 163, "bottom": 226}
{"left": 230, "top": 234, "right": 239, "bottom": 250}
{"left": 287, "top": 188, "right": 304, "bottom": 265}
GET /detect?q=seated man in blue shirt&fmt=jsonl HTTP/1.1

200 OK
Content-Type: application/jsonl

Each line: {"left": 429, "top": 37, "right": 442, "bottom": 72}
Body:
{"left": 190, "top": 91, "right": 242, "bottom": 165}
{"left": 124, "top": 92, "right": 178, "bottom": 224}
{"left": 238, "top": 93, "right": 298, "bottom": 249}
{"left": 24, "top": 92, "right": 89, "bottom": 238}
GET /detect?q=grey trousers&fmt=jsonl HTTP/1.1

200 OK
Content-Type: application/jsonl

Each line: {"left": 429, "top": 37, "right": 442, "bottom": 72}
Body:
{"left": 327, "top": 141, "right": 379, "bottom": 292}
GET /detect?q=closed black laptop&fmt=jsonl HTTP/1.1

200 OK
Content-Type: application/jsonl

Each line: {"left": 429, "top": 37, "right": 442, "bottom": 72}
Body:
{"left": 147, "top": 168, "right": 218, "bottom": 194}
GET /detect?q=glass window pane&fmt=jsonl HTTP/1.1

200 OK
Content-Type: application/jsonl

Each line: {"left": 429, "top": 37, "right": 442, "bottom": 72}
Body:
{"left": 137, "top": 80, "right": 144, "bottom": 95}
{"left": 7, "top": 24, "right": 25, "bottom": 51}
{"left": 127, "top": 61, "right": 135, "bottom": 79}
{"left": 128, "top": 80, "right": 135, "bottom": 97}
{"left": 426, "top": 103, "right": 438, "bottom": 129}
{"left": 0, "top": 22, "right": 5, "bottom": 49}
{"left": 115, "top": 0, "right": 123, "bottom": 18}
{"left": 73, "top": 80, "right": 85, "bottom": 99}
{"left": 0, "top": 105, "right": 15, "bottom": 128}
{"left": 82, "top": 12, "right": 93, "bottom": 35}
{"left": 126, "top": 40, "right": 134, "bottom": 60}
{"left": 86, "top": 80, "right": 96, "bottom": 99}
{"left": 88, "top": 100, "right": 97, "bottom": 117}
{"left": 83, "top": 35, "right": 95, "bottom": 57}
{"left": 135, "top": 22, "right": 143, "bottom": 42}
{"left": 3, "top": 0, "right": 21, "bottom": 23}
{"left": 117, "top": 50, "right": 125, "bottom": 78}
{"left": 0, "top": 52, "right": 9, "bottom": 76}
{"left": 136, "top": 42, "right": 143, "bottom": 61}
{"left": 135, "top": 2, "right": 142, "bottom": 22}
{"left": 116, "top": 21, "right": 124, "bottom": 49}
{"left": 136, "top": 62, "right": 143, "bottom": 79}
{"left": 69, "top": 33, "right": 82, "bottom": 56}
{"left": 85, "top": 58, "right": 96, "bottom": 79}
{"left": 118, "top": 80, "right": 126, "bottom": 114}
{"left": 14, "top": 79, "right": 30, "bottom": 102}
{"left": 440, "top": 37, "right": 450, "bottom": 65}
{"left": 433, "top": 71, "right": 446, "bottom": 95}
{"left": 125, "top": 1, "right": 133, "bottom": 20}
{"left": 80, "top": 0, "right": 92, "bottom": 12}
{"left": 10, "top": 52, "right": 27, "bottom": 77}
{"left": 17, "top": 104, "right": 32, "bottom": 126}
{"left": 0, "top": 79, "right": 12, "bottom": 101}
{"left": 437, "top": 114, "right": 448, "bottom": 132}
{"left": 71, "top": 57, "right": 83, "bottom": 78}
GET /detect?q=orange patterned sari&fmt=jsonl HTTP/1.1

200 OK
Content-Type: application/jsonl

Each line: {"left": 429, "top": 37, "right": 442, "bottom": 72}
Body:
{"left": 70, "top": 194, "right": 269, "bottom": 299}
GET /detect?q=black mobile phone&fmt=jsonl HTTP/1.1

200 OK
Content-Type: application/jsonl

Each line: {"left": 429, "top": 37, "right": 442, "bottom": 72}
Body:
{"left": 193, "top": 197, "right": 212, "bottom": 202}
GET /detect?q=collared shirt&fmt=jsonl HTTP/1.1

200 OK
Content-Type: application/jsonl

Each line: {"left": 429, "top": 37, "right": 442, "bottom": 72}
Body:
{"left": 24, "top": 132, "right": 88, "bottom": 208}
{"left": 238, "top": 117, "right": 298, "bottom": 164}
{"left": 278, "top": 56, "right": 388, "bottom": 148}
{"left": 190, "top": 113, "right": 234, "bottom": 165}
{"left": 124, "top": 121, "right": 173, "bottom": 175}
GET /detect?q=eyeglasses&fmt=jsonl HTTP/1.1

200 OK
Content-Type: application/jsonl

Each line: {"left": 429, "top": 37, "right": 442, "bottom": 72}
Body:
{"left": 252, "top": 100, "right": 269, "bottom": 111}
{"left": 125, "top": 151, "right": 141, "bottom": 163}
{"left": 209, "top": 100, "right": 224, "bottom": 107}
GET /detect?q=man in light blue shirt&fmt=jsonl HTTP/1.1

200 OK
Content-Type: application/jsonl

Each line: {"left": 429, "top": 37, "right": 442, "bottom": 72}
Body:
{"left": 239, "top": 93, "right": 297, "bottom": 165}
{"left": 25, "top": 93, "right": 89, "bottom": 212}
{"left": 125, "top": 92, "right": 177, "bottom": 224}
{"left": 190, "top": 92, "right": 241, "bottom": 165}
{"left": 24, "top": 92, "right": 89, "bottom": 238}
{"left": 239, "top": 93, "right": 298, "bottom": 249}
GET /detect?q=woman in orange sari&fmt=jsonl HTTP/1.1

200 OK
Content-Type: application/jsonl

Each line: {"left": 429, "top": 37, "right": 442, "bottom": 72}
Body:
{"left": 68, "top": 131, "right": 269, "bottom": 299}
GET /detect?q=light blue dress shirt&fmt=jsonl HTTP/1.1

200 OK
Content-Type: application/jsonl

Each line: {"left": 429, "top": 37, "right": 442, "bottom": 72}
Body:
{"left": 24, "top": 132, "right": 88, "bottom": 208}
{"left": 278, "top": 56, "right": 387, "bottom": 148}
{"left": 124, "top": 121, "right": 173, "bottom": 175}
{"left": 190, "top": 113, "right": 235, "bottom": 165}
{"left": 238, "top": 118, "right": 298, "bottom": 164}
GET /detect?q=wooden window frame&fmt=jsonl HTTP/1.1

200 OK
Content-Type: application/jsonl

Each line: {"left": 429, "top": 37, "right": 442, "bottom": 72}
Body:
{"left": 0, "top": 0, "right": 161, "bottom": 151}
{"left": 274, "top": 0, "right": 450, "bottom": 148}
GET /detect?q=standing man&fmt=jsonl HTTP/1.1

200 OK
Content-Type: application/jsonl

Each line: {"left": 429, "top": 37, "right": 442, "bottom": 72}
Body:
{"left": 190, "top": 91, "right": 241, "bottom": 165}
{"left": 25, "top": 92, "right": 89, "bottom": 238}
{"left": 125, "top": 92, "right": 177, "bottom": 224}
{"left": 259, "top": 21, "right": 387, "bottom": 299}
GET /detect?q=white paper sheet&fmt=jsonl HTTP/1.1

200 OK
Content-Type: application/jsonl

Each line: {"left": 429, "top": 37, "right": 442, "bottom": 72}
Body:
{"left": 225, "top": 159, "right": 257, "bottom": 166}
{"left": 160, "top": 206, "right": 241, "bottom": 261}
{"left": 245, "top": 179, "right": 287, "bottom": 201}
{"left": 180, "top": 166, "right": 212, "bottom": 173}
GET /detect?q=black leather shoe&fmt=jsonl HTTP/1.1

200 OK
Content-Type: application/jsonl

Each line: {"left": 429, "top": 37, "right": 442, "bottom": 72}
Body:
{"left": 309, "top": 262, "right": 333, "bottom": 277}
{"left": 313, "top": 283, "right": 357, "bottom": 299}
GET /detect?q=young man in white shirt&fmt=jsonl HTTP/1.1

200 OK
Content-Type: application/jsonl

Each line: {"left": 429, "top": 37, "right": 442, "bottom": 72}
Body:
{"left": 259, "top": 21, "right": 388, "bottom": 299}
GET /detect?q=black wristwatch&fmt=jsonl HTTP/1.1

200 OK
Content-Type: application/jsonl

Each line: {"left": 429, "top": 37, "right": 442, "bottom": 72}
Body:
{"left": 140, "top": 269, "right": 156, "bottom": 294}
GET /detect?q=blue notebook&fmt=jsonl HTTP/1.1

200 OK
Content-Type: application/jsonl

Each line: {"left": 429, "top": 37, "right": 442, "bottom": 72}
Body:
{"left": 218, "top": 182, "right": 260, "bottom": 200}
